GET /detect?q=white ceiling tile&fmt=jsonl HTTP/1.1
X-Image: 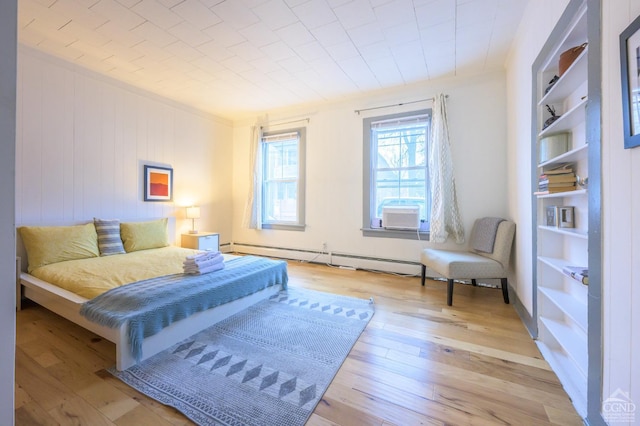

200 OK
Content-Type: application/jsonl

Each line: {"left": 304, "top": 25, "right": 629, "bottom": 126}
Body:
{"left": 132, "top": 0, "right": 183, "bottom": 30}
{"left": 347, "top": 22, "right": 385, "bottom": 48}
{"left": 197, "top": 0, "right": 225, "bottom": 7}
{"left": 115, "top": 0, "right": 142, "bottom": 8}
{"left": 103, "top": 54, "right": 143, "bottom": 72}
{"left": 275, "top": 22, "right": 315, "bottom": 48}
{"left": 191, "top": 55, "right": 227, "bottom": 74}
{"left": 239, "top": 22, "right": 279, "bottom": 48}
{"left": 100, "top": 39, "right": 144, "bottom": 61}
{"left": 38, "top": 39, "right": 84, "bottom": 60}
{"left": 131, "top": 21, "right": 179, "bottom": 47}
{"left": 382, "top": 22, "right": 420, "bottom": 45}
{"left": 95, "top": 20, "right": 146, "bottom": 47}
{"left": 372, "top": 0, "right": 416, "bottom": 29}
{"left": 168, "top": 21, "right": 212, "bottom": 46}
{"left": 20, "top": 0, "right": 70, "bottom": 29}
{"left": 261, "top": 40, "right": 295, "bottom": 62}
{"left": 324, "top": 40, "right": 359, "bottom": 62}
{"left": 292, "top": 40, "right": 329, "bottom": 63}
{"left": 202, "top": 22, "right": 247, "bottom": 47}
{"left": 171, "top": 0, "right": 222, "bottom": 31}
{"left": 252, "top": 0, "right": 298, "bottom": 31}
{"left": 220, "top": 55, "right": 254, "bottom": 73}
{"left": 414, "top": 0, "right": 454, "bottom": 29}
{"left": 457, "top": 0, "right": 497, "bottom": 28}
{"left": 418, "top": 19, "right": 454, "bottom": 44}
{"left": 90, "top": 0, "right": 146, "bottom": 30}
{"left": 283, "top": 0, "right": 308, "bottom": 7}
{"left": 197, "top": 39, "right": 234, "bottom": 61}
{"left": 367, "top": 56, "right": 404, "bottom": 86}
{"left": 165, "top": 40, "right": 203, "bottom": 61}
{"left": 58, "top": 20, "right": 111, "bottom": 47}
{"left": 248, "top": 56, "right": 282, "bottom": 74}
{"left": 132, "top": 39, "right": 174, "bottom": 61}
{"left": 49, "top": 0, "right": 109, "bottom": 30}
{"left": 157, "top": 0, "right": 183, "bottom": 7}
{"left": 211, "top": 1, "right": 260, "bottom": 30}
{"left": 228, "top": 41, "right": 266, "bottom": 61}
{"left": 277, "top": 55, "right": 310, "bottom": 73}
{"left": 326, "top": 0, "right": 351, "bottom": 7}
{"left": 292, "top": 0, "right": 337, "bottom": 30}
{"left": 333, "top": 0, "right": 376, "bottom": 30}
{"left": 310, "top": 21, "right": 349, "bottom": 48}
{"left": 358, "top": 42, "right": 393, "bottom": 62}
{"left": 337, "top": 56, "right": 379, "bottom": 90}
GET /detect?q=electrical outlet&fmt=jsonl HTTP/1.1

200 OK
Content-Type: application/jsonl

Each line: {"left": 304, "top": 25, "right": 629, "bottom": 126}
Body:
{"left": 322, "top": 242, "right": 327, "bottom": 252}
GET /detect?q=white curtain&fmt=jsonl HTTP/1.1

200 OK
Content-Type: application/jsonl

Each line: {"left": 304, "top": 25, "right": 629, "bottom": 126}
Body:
{"left": 429, "top": 94, "right": 465, "bottom": 243}
{"left": 242, "top": 125, "right": 263, "bottom": 229}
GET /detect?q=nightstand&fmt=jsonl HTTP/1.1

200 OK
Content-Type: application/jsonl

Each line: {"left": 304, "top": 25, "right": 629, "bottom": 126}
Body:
{"left": 181, "top": 232, "right": 219, "bottom": 251}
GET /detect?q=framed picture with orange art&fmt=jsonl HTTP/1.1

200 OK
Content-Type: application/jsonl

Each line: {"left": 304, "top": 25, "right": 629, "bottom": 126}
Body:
{"left": 144, "top": 165, "right": 173, "bottom": 201}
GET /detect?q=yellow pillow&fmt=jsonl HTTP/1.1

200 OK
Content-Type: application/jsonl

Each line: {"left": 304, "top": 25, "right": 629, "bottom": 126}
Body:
{"left": 19, "top": 223, "right": 99, "bottom": 273}
{"left": 120, "top": 218, "right": 169, "bottom": 252}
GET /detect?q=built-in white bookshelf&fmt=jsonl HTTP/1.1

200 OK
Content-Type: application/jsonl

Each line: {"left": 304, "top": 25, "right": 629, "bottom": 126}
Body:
{"left": 532, "top": 1, "right": 591, "bottom": 418}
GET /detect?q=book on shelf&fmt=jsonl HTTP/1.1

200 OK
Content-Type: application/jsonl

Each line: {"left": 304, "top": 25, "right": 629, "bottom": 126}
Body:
{"left": 562, "top": 265, "right": 588, "bottom": 285}
{"left": 539, "top": 174, "right": 576, "bottom": 184}
{"left": 536, "top": 185, "right": 577, "bottom": 193}
{"left": 542, "top": 163, "right": 573, "bottom": 174}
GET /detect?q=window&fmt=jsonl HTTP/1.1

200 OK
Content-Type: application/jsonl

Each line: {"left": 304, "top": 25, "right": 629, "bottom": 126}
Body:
{"left": 261, "top": 128, "right": 306, "bottom": 230}
{"left": 363, "top": 110, "right": 431, "bottom": 239}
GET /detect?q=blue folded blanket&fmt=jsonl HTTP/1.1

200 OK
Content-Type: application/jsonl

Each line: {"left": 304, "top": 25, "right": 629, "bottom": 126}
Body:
{"left": 79, "top": 255, "right": 288, "bottom": 361}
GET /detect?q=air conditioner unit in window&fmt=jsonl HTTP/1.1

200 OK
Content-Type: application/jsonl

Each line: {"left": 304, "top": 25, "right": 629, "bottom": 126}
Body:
{"left": 382, "top": 206, "right": 420, "bottom": 230}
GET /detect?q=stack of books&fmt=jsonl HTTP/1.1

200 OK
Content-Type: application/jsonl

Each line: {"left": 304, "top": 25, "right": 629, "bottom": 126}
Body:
{"left": 536, "top": 164, "right": 576, "bottom": 194}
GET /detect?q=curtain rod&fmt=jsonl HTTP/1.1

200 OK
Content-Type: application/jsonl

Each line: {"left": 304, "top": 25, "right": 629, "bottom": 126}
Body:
{"left": 260, "top": 117, "right": 310, "bottom": 129}
{"left": 354, "top": 95, "right": 448, "bottom": 115}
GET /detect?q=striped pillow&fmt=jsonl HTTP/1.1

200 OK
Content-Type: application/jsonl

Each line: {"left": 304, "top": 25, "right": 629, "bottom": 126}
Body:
{"left": 93, "top": 218, "right": 126, "bottom": 256}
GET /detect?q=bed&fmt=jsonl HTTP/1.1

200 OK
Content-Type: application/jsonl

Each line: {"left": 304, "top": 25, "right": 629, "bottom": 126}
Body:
{"left": 16, "top": 218, "right": 288, "bottom": 371}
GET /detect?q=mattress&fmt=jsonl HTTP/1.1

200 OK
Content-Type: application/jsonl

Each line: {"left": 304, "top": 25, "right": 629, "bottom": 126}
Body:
{"left": 29, "top": 246, "right": 202, "bottom": 299}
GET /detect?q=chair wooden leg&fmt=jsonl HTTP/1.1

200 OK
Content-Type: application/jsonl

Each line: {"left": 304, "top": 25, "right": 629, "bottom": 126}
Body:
{"left": 421, "top": 265, "right": 426, "bottom": 286}
{"left": 501, "top": 278, "right": 509, "bottom": 304}
{"left": 471, "top": 279, "right": 477, "bottom": 286}
{"left": 447, "top": 279, "right": 454, "bottom": 306}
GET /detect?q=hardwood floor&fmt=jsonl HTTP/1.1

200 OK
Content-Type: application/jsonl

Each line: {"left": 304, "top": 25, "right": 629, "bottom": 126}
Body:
{"left": 15, "top": 261, "right": 583, "bottom": 425}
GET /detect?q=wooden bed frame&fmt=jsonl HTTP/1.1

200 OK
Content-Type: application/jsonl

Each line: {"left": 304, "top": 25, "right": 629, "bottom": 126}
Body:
{"left": 16, "top": 219, "right": 284, "bottom": 371}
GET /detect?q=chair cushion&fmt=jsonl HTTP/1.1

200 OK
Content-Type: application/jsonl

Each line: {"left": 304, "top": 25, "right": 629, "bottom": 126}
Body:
{"left": 421, "top": 248, "right": 507, "bottom": 279}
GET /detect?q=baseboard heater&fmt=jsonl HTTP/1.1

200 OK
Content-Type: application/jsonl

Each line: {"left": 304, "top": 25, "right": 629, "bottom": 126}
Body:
{"left": 230, "top": 242, "right": 421, "bottom": 275}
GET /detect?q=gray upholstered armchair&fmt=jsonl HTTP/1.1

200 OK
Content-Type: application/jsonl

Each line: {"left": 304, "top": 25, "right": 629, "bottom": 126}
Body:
{"left": 420, "top": 218, "right": 516, "bottom": 306}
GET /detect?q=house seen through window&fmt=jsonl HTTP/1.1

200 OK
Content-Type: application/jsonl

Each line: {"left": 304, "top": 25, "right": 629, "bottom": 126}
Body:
{"left": 261, "top": 128, "right": 306, "bottom": 230}
{"left": 363, "top": 110, "right": 431, "bottom": 238}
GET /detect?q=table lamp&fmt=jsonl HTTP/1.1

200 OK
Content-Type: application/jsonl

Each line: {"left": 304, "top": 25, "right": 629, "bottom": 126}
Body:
{"left": 186, "top": 206, "right": 200, "bottom": 234}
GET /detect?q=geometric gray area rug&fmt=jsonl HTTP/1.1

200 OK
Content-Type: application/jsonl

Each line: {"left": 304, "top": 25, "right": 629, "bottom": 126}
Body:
{"left": 108, "top": 287, "right": 374, "bottom": 426}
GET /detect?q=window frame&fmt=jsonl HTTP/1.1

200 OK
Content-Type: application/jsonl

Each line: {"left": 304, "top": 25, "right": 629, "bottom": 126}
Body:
{"left": 362, "top": 109, "right": 431, "bottom": 240}
{"left": 260, "top": 127, "right": 306, "bottom": 231}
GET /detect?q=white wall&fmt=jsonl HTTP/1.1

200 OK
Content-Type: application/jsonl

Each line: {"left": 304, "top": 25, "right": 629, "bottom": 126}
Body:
{"left": 16, "top": 48, "right": 234, "bottom": 243}
{"left": 601, "top": 0, "right": 640, "bottom": 415}
{"left": 0, "top": 0, "right": 17, "bottom": 423}
{"left": 505, "top": 0, "right": 570, "bottom": 316}
{"left": 231, "top": 71, "right": 509, "bottom": 273}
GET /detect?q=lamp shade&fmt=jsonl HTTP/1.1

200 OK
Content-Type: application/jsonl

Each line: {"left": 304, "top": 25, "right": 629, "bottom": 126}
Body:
{"left": 186, "top": 206, "right": 200, "bottom": 219}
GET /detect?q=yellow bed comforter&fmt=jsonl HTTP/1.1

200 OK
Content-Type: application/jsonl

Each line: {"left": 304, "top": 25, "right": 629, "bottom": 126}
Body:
{"left": 29, "top": 246, "right": 200, "bottom": 299}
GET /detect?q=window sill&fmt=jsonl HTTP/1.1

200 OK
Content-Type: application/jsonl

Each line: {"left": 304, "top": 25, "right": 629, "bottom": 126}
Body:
{"left": 261, "top": 223, "right": 305, "bottom": 232}
{"left": 362, "top": 228, "right": 430, "bottom": 241}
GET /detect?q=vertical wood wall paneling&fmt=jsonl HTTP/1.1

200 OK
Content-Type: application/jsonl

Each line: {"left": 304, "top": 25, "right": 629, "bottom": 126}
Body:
{"left": 17, "top": 48, "right": 232, "bottom": 241}
{"left": 41, "top": 64, "right": 65, "bottom": 222}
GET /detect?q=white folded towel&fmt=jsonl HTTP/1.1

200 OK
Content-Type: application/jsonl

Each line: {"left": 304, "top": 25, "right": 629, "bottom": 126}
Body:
{"left": 185, "top": 250, "right": 220, "bottom": 262}
{"left": 183, "top": 251, "right": 225, "bottom": 274}
{"left": 184, "top": 262, "right": 225, "bottom": 275}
